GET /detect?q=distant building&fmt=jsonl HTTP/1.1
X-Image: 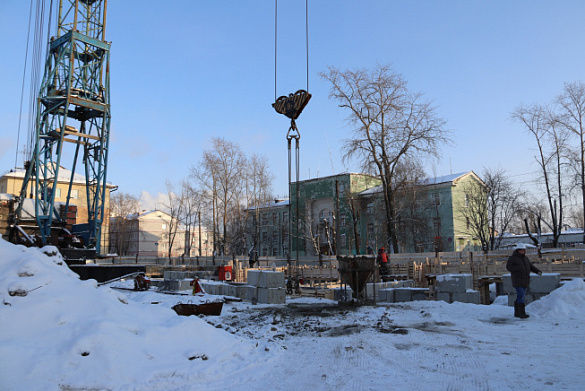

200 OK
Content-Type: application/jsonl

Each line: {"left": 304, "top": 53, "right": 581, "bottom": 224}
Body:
{"left": 0, "top": 166, "right": 115, "bottom": 254}
{"left": 246, "top": 171, "right": 487, "bottom": 256}
{"left": 109, "top": 210, "right": 213, "bottom": 259}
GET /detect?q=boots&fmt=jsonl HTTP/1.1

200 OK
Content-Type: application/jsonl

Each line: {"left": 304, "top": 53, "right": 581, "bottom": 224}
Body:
{"left": 514, "top": 302, "right": 529, "bottom": 318}
{"left": 518, "top": 303, "right": 529, "bottom": 319}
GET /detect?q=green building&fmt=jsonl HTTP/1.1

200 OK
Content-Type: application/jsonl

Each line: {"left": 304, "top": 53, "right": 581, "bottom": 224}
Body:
{"left": 247, "top": 171, "right": 487, "bottom": 258}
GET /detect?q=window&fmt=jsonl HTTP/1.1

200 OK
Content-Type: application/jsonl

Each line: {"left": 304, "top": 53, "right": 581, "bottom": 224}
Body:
{"left": 162, "top": 223, "right": 167, "bottom": 230}
{"left": 55, "top": 188, "right": 61, "bottom": 198}
{"left": 464, "top": 194, "right": 469, "bottom": 207}
{"left": 71, "top": 189, "right": 79, "bottom": 199}
{"left": 340, "top": 212, "right": 346, "bottom": 227}
{"left": 272, "top": 213, "right": 278, "bottom": 225}
{"left": 366, "top": 203, "right": 374, "bottom": 215}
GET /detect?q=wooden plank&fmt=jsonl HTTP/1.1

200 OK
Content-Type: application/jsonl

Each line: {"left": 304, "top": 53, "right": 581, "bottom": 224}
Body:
{"left": 64, "top": 130, "right": 101, "bottom": 141}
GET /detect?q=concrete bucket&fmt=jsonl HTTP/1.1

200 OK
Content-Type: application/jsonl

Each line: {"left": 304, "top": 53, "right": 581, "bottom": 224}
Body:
{"left": 337, "top": 256, "right": 376, "bottom": 301}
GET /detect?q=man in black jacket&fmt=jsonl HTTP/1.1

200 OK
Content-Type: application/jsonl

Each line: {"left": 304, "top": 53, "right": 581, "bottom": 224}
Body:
{"left": 506, "top": 243, "right": 542, "bottom": 318}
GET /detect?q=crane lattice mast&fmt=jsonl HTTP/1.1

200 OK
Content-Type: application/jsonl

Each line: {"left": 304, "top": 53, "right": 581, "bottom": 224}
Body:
{"left": 16, "top": 0, "right": 111, "bottom": 253}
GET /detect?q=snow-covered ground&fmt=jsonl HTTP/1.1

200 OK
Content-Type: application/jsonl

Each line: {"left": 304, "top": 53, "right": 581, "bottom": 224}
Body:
{"left": 1, "top": 238, "right": 585, "bottom": 391}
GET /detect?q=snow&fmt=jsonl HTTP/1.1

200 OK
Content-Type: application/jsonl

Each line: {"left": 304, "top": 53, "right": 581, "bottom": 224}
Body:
{"left": 1, "top": 238, "right": 585, "bottom": 390}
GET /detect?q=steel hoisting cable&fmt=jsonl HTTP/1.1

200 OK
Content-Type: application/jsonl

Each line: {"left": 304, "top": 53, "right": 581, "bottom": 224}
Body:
{"left": 15, "top": 0, "right": 36, "bottom": 175}
{"left": 305, "top": 0, "right": 309, "bottom": 92}
{"left": 274, "top": 0, "right": 310, "bottom": 97}
{"left": 274, "top": 0, "right": 278, "bottom": 102}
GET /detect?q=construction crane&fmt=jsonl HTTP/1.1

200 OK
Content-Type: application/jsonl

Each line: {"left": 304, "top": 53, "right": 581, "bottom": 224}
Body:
{"left": 12, "top": 0, "right": 111, "bottom": 259}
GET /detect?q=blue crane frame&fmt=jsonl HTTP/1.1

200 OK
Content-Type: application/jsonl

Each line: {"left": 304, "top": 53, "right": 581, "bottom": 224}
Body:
{"left": 16, "top": 0, "right": 111, "bottom": 254}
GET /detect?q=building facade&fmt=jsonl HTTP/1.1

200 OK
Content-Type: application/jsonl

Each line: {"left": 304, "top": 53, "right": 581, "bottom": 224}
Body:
{"left": 109, "top": 210, "right": 213, "bottom": 259}
{"left": 246, "top": 171, "right": 487, "bottom": 257}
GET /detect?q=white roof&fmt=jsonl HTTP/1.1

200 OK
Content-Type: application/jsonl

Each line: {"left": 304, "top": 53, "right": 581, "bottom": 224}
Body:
{"left": 2, "top": 165, "right": 115, "bottom": 187}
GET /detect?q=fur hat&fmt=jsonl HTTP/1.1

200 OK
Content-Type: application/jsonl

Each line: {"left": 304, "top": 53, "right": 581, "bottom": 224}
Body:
{"left": 515, "top": 243, "right": 528, "bottom": 250}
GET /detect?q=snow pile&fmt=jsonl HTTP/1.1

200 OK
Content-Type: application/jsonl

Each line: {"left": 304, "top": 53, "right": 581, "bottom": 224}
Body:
{"left": 528, "top": 278, "right": 585, "bottom": 320}
{"left": 0, "top": 239, "right": 261, "bottom": 391}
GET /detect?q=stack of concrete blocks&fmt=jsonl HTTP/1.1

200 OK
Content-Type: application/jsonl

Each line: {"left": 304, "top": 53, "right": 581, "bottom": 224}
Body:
{"left": 435, "top": 274, "right": 480, "bottom": 304}
{"left": 156, "top": 270, "right": 286, "bottom": 304}
{"left": 247, "top": 270, "right": 286, "bottom": 304}
{"left": 334, "top": 280, "right": 422, "bottom": 302}
{"left": 503, "top": 273, "right": 561, "bottom": 306}
{"left": 379, "top": 284, "right": 428, "bottom": 303}
{"left": 156, "top": 271, "right": 211, "bottom": 292}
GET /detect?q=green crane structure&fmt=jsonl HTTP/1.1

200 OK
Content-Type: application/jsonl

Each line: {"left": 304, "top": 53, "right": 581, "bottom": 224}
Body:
{"left": 15, "top": 0, "right": 111, "bottom": 254}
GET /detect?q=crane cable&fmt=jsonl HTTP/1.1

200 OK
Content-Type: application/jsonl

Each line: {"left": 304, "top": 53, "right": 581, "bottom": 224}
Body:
{"left": 13, "top": 0, "right": 54, "bottom": 198}
{"left": 274, "top": 0, "right": 310, "bottom": 102}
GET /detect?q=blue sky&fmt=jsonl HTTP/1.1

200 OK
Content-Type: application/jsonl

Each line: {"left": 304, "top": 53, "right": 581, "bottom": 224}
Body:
{"left": 1, "top": 1, "right": 585, "bottom": 209}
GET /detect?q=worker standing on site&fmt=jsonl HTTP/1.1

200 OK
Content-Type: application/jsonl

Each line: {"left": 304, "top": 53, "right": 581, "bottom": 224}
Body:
{"left": 506, "top": 243, "right": 542, "bottom": 319}
{"left": 377, "top": 247, "right": 389, "bottom": 276}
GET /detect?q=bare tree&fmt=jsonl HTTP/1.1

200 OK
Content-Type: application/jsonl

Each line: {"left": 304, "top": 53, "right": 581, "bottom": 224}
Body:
{"left": 109, "top": 192, "right": 140, "bottom": 256}
{"left": 482, "top": 167, "right": 522, "bottom": 250}
{"left": 556, "top": 81, "right": 585, "bottom": 238}
{"left": 511, "top": 105, "right": 568, "bottom": 247}
{"left": 162, "top": 180, "right": 184, "bottom": 264}
{"left": 393, "top": 159, "right": 429, "bottom": 252}
{"left": 242, "top": 154, "right": 274, "bottom": 257}
{"left": 321, "top": 64, "right": 450, "bottom": 253}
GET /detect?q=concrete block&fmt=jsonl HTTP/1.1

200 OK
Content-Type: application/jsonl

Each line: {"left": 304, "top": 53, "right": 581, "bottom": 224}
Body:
{"left": 393, "top": 288, "right": 428, "bottom": 302}
{"left": 178, "top": 280, "right": 191, "bottom": 291}
{"left": 437, "top": 292, "right": 452, "bottom": 303}
{"left": 412, "top": 288, "right": 428, "bottom": 301}
{"left": 435, "top": 274, "right": 472, "bottom": 293}
{"left": 453, "top": 291, "right": 481, "bottom": 304}
{"left": 529, "top": 274, "right": 561, "bottom": 293}
{"left": 247, "top": 270, "right": 285, "bottom": 288}
{"left": 365, "top": 282, "right": 388, "bottom": 299}
{"left": 235, "top": 285, "right": 257, "bottom": 301}
{"left": 157, "top": 280, "right": 180, "bottom": 292}
{"left": 223, "top": 284, "right": 237, "bottom": 297}
{"left": 503, "top": 274, "right": 560, "bottom": 295}
{"left": 257, "top": 287, "right": 286, "bottom": 304}
{"left": 502, "top": 275, "right": 514, "bottom": 294}
{"left": 378, "top": 288, "right": 394, "bottom": 302}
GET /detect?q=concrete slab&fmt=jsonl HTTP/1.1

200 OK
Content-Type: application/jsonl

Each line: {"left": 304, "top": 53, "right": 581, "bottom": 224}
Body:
{"left": 393, "top": 288, "right": 428, "bottom": 302}
{"left": 247, "top": 270, "right": 285, "bottom": 288}
{"left": 435, "top": 274, "right": 472, "bottom": 293}
{"left": 453, "top": 291, "right": 481, "bottom": 304}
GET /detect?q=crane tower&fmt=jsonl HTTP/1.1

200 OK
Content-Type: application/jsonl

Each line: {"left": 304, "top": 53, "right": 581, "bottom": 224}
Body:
{"left": 15, "top": 0, "right": 111, "bottom": 254}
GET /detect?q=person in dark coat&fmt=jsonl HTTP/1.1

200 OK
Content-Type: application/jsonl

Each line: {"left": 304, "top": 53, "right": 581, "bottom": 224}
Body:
{"left": 506, "top": 243, "right": 542, "bottom": 318}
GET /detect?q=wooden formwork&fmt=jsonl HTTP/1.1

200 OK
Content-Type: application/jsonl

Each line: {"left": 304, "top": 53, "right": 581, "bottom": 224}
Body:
{"left": 385, "top": 248, "right": 585, "bottom": 288}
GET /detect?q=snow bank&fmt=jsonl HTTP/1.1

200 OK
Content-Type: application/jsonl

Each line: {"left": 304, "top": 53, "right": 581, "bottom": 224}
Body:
{"left": 0, "top": 239, "right": 259, "bottom": 391}
{"left": 528, "top": 278, "right": 585, "bottom": 320}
